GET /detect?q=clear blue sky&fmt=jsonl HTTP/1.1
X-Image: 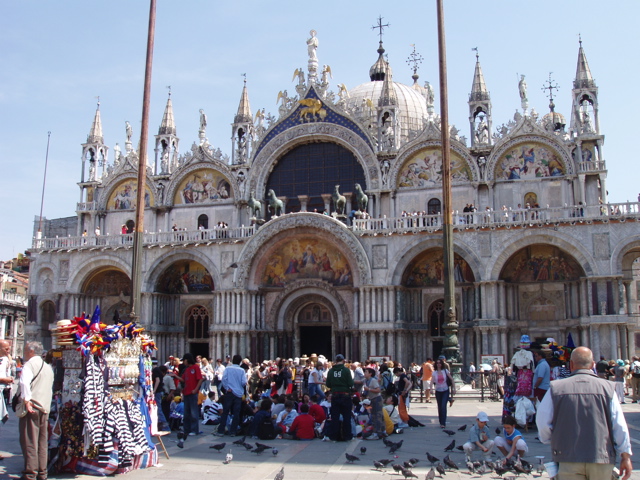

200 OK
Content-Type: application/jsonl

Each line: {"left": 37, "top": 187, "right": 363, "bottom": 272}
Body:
{"left": 1, "top": 1, "right": 638, "bottom": 260}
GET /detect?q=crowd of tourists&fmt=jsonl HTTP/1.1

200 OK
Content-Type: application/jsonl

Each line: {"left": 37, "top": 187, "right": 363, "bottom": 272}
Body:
{"left": 152, "top": 352, "right": 438, "bottom": 447}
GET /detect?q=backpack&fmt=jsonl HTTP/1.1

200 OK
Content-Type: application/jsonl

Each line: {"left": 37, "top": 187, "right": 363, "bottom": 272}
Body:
{"left": 257, "top": 416, "right": 277, "bottom": 440}
{"left": 633, "top": 362, "right": 640, "bottom": 376}
{"left": 382, "top": 371, "right": 396, "bottom": 396}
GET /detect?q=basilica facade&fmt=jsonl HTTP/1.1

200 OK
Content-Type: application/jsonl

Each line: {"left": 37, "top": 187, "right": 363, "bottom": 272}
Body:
{"left": 28, "top": 34, "right": 640, "bottom": 367}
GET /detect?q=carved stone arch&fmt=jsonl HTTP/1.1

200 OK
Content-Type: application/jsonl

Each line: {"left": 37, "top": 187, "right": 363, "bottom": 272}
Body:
{"left": 67, "top": 255, "right": 132, "bottom": 293}
{"left": 144, "top": 249, "right": 221, "bottom": 293}
{"left": 34, "top": 262, "right": 56, "bottom": 295}
{"left": 97, "top": 172, "right": 158, "bottom": 211}
{"left": 235, "top": 213, "right": 372, "bottom": 288}
{"left": 267, "top": 279, "right": 350, "bottom": 331}
{"left": 391, "top": 140, "right": 478, "bottom": 189}
{"left": 611, "top": 235, "right": 640, "bottom": 279}
{"left": 388, "top": 236, "right": 483, "bottom": 285}
{"left": 487, "top": 230, "right": 595, "bottom": 282}
{"left": 486, "top": 134, "right": 574, "bottom": 182}
{"left": 248, "top": 123, "right": 380, "bottom": 197}
{"left": 165, "top": 160, "right": 238, "bottom": 206}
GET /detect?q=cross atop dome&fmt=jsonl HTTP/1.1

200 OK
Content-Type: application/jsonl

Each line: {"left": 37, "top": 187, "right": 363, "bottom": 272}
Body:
{"left": 542, "top": 72, "right": 560, "bottom": 111}
{"left": 371, "top": 15, "right": 390, "bottom": 43}
{"left": 406, "top": 44, "right": 423, "bottom": 83}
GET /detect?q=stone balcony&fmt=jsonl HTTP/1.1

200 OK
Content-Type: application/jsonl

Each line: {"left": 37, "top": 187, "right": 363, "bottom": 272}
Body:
{"left": 1, "top": 291, "right": 27, "bottom": 307}
{"left": 32, "top": 202, "right": 640, "bottom": 252}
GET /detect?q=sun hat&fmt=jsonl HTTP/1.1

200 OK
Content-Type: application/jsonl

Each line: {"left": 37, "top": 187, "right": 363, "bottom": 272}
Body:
{"left": 477, "top": 412, "right": 489, "bottom": 423}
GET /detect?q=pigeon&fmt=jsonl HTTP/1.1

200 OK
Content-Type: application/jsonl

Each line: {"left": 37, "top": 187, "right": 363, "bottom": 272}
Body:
{"left": 403, "top": 461, "right": 415, "bottom": 469}
{"left": 223, "top": 450, "right": 233, "bottom": 464}
{"left": 426, "top": 452, "right": 440, "bottom": 465}
{"left": 274, "top": 467, "right": 285, "bottom": 480}
{"left": 360, "top": 447, "right": 367, "bottom": 455}
{"left": 513, "top": 461, "right": 531, "bottom": 475}
{"left": 409, "top": 458, "right": 420, "bottom": 466}
{"left": 457, "top": 424, "right": 467, "bottom": 431}
{"left": 232, "top": 436, "right": 246, "bottom": 445}
{"left": 466, "top": 460, "right": 475, "bottom": 474}
{"left": 378, "top": 459, "right": 394, "bottom": 467}
{"left": 495, "top": 427, "right": 502, "bottom": 435}
{"left": 443, "top": 455, "right": 459, "bottom": 470}
{"left": 519, "top": 457, "right": 533, "bottom": 473}
{"left": 252, "top": 445, "right": 268, "bottom": 455}
{"left": 444, "top": 440, "right": 455, "bottom": 452}
{"left": 455, "top": 445, "right": 464, "bottom": 452}
{"left": 484, "top": 460, "right": 496, "bottom": 471}
{"left": 383, "top": 437, "right": 394, "bottom": 447}
{"left": 425, "top": 467, "right": 436, "bottom": 480}
{"left": 392, "top": 464, "right": 404, "bottom": 474}
{"left": 436, "top": 463, "right": 446, "bottom": 476}
{"left": 272, "top": 448, "right": 279, "bottom": 456}
{"left": 373, "top": 460, "right": 386, "bottom": 470}
{"left": 443, "top": 429, "right": 456, "bottom": 436}
{"left": 255, "top": 442, "right": 272, "bottom": 450}
{"left": 210, "top": 442, "right": 226, "bottom": 452}
{"left": 401, "top": 467, "right": 418, "bottom": 479}
{"left": 389, "top": 439, "right": 403, "bottom": 454}
{"left": 345, "top": 453, "right": 360, "bottom": 463}
{"left": 242, "top": 442, "right": 254, "bottom": 450}
{"left": 494, "top": 463, "right": 510, "bottom": 476}
{"left": 475, "top": 462, "right": 488, "bottom": 475}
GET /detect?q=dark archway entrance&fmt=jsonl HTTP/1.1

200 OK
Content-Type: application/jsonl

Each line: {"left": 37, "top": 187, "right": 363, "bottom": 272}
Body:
{"left": 300, "top": 326, "right": 332, "bottom": 359}
{"left": 190, "top": 342, "right": 210, "bottom": 359}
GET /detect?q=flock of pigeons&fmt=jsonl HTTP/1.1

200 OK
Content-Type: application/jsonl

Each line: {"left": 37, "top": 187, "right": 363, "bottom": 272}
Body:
{"left": 199, "top": 423, "right": 535, "bottom": 479}
{"left": 344, "top": 426, "right": 534, "bottom": 478}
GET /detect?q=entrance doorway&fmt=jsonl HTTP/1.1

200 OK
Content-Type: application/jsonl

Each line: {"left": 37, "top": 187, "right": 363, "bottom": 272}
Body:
{"left": 432, "top": 340, "right": 444, "bottom": 359}
{"left": 190, "top": 342, "right": 210, "bottom": 359}
{"left": 300, "top": 326, "right": 332, "bottom": 359}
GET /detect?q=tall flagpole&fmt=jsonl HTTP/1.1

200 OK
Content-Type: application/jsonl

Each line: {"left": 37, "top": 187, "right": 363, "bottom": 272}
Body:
{"left": 130, "top": 0, "right": 157, "bottom": 325}
{"left": 37, "top": 131, "right": 52, "bottom": 240}
{"left": 437, "top": 0, "right": 459, "bottom": 363}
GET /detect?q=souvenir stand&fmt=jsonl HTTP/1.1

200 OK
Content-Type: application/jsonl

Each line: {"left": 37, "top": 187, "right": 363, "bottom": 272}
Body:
{"left": 49, "top": 307, "right": 159, "bottom": 476}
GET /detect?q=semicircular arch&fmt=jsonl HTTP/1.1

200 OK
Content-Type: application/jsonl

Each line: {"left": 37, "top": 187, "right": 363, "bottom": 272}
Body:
{"left": 388, "top": 237, "right": 483, "bottom": 286}
{"left": 98, "top": 173, "right": 157, "bottom": 211}
{"left": 611, "top": 235, "right": 640, "bottom": 279}
{"left": 165, "top": 163, "right": 236, "bottom": 207}
{"left": 144, "top": 249, "right": 220, "bottom": 293}
{"left": 67, "top": 255, "right": 132, "bottom": 293}
{"left": 487, "top": 230, "right": 595, "bottom": 281}
{"left": 235, "top": 213, "right": 371, "bottom": 288}
{"left": 248, "top": 123, "right": 379, "bottom": 197}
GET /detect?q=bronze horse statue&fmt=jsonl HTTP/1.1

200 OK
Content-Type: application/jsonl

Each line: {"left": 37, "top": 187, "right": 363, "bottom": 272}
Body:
{"left": 354, "top": 183, "right": 368, "bottom": 212}
{"left": 332, "top": 185, "right": 346, "bottom": 215}
{"left": 266, "top": 189, "right": 284, "bottom": 216}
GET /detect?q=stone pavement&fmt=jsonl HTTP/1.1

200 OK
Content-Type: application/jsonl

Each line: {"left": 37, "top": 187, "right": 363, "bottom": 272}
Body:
{"left": 3, "top": 391, "right": 640, "bottom": 479}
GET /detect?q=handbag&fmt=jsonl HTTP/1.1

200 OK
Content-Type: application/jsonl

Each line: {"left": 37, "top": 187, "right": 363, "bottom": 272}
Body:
{"left": 12, "top": 360, "right": 45, "bottom": 416}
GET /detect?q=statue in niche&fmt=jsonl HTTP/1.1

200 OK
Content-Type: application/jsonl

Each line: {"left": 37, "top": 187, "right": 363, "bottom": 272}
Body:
{"left": 475, "top": 115, "right": 489, "bottom": 144}
{"left": 380, "top": 159, "right": 391, "bottom": 186}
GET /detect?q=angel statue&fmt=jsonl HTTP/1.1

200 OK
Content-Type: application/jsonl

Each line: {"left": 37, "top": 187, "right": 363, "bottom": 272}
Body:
{"left": 277, "top": 90, "right": 292, "bottom": 117}
{"left": 321, "top": 65, "right": 332, "bottom": 85}
{"left": 292, "top": 68, "right": 305, "bottom": 86}
{"left": 255, "top": 108, "right": 265, "bottom": 130}
{"left": 337, "top": 84, "right": 349, "bottom": 102}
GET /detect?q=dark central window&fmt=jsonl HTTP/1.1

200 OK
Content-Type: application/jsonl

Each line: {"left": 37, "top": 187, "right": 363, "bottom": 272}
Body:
{"left": 266, "top": 142, "right": 366, "bottom": 213}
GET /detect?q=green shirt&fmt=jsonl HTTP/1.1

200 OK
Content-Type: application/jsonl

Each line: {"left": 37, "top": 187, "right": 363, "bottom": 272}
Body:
{"left": 326, "top": 364, "right": 354, "bottom": 393}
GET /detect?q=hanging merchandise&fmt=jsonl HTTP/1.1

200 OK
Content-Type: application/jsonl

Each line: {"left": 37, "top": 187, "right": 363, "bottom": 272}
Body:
{"left": 50, "top": 305, "right": 159, "bottom": 476}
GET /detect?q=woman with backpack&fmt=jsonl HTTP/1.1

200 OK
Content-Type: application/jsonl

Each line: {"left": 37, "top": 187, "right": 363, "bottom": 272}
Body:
{"left": 432, "top": 356, "right": 455, "bottom": 428}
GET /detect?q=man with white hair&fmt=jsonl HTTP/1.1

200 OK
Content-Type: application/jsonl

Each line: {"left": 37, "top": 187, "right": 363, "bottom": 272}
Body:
{"left": 537, "top": 346, "right": 633, "bottom": 480}
{"left": 351, "top": 362, "right": 365, "bottom": 395}
{"left": 18, "top": 341, "right": 54, "bottom": 480}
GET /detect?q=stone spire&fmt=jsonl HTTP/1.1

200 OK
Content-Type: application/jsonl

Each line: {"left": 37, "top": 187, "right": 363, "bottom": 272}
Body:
{"left": 154, "top": 87, "right": 179, "bottom": 175}
{"left": 574, "top": 37, "right": 596, "bottom": 90}
{"left": 369, "top": 41, "right": 392, "bottom": 81}
{"left": 87, "top": 100, "right": 103, "bottom": 144}
{"left": 570, "top": 37, "right": 600, "bottom": 135}
{"left": 468, "top": 50, "right": 492, "bottom": 147}
{"left": 232, "top": 76, "right": 253, "bottom": 165}
{"left": 234, "top": 77, "right": 252, "bottom": 124}
{"left": 158, "top": 90, "right": 176, "bottom": 135}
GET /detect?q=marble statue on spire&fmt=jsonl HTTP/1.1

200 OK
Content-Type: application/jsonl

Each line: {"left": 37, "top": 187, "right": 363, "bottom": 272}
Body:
{"left": 307, "top": 30, "right": 319, "bottom": 83}
{"left": 518, "top": 74, "right": 528, "bottom": 112}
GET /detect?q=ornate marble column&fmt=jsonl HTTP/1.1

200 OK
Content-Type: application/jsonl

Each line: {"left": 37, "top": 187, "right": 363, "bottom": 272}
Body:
{"left": 297, "top": 195, "right": 310, "bottom": 212}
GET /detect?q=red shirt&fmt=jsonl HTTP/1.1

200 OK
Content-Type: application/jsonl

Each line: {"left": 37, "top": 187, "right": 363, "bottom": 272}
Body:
{"left": 289, "top": 413, "right": 316, "bottom": 440}
{"left": 309, "top": 404, "right": 326, "bottom": 423}
{"left": 183, "top": 365, "right": 202, "bottom": 395}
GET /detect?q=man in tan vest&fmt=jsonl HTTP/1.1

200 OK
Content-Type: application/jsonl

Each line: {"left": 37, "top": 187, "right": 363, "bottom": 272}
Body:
{"left": 18, "top": 341, "right": 54, "bottom": 480}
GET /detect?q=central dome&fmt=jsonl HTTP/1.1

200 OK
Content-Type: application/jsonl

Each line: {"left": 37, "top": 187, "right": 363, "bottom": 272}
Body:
{"left": 345, "top": 43, "right": 429, "bottom": 144}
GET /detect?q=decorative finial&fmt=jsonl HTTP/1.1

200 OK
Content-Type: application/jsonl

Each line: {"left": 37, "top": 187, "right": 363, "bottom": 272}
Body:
{"left": 241, "top": 73, "right": 247, "bottom": 85}
{"left": 541, "top": 72, "right": 560, "bottom": 111}
{"left": 406, "top": 44, "right": 423, "bottom": 76}
{"left": 95, "top": 96, "right": 100, "bottom": 108}
{"left": 371, "top": 15, "right": 390, "bottom": 44}
{"left": 471, "top": 47, "right": 479, "bottom": 61}
{"left": 166, "top": 85, "right": 171, "bottom": 97}
{"left": 578, "top": 33, "right": 582, "bottom": 47}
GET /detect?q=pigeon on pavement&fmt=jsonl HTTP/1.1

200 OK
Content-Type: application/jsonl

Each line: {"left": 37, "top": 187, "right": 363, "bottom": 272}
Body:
{"left": 210, "top": 443, "right": 226, "bottom": 452}
{"left": 426, "top": 452, "right": 440, "bottom": 465}
{"left": 436, "top": 463, "right": 446, "bottom": 476}
{"left": 443, "top": 429, "right": 456, "bottom": 436}
{"left": 458, "top": 424, "right": 467, "bottom": 431}
{"left": 443, "top": 455, "right": 459, "bottom": 470}
{"left": 272, "top": 448, "right": 279, "bottom": 456}
{"left": 425, "top": 467, "right": 436, "bottom": 480}
{"left": 378, "top": 459, "right": 394, "bottom": 467}
{"left": 345, "top": 453, "right": 360, "bottom": 463}
{"left": 360, "top": 447, "right": 367, "bottom": 455}
{"left": 401, "top": 467, "right": 418, "bottom": 479}
{"left": 223, "top": 450, "right": 233, "bottom": 464}
{"left": 232, "top": 436, "right": 246, "bottom": 445}
{"left": 252, "top": 445, "right": 268, "bottom": 455}
{"left": 373, "top": 461, "right": 386, "bottom": 470}
{"left": 444, "top": 440, "right": 455, "bottom": 452}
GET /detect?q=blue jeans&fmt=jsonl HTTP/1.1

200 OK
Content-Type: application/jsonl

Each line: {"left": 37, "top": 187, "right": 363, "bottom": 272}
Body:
{"left": 154, "top": 392, "right": 168, "bottom": 426}
{"left": 329, "top": 392, "right": 353, "bottom": 441}
{"left": 183, "top": 393, "right": 200, "bottom": 435}
{"left": 308, "top": 383, "right": 325, "bottom": 401}
{"left": 435, "top": 389, "right": 450, "bottom": 427}
{"left": 217, "top": 393, "right": 243, "bottom": 435}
